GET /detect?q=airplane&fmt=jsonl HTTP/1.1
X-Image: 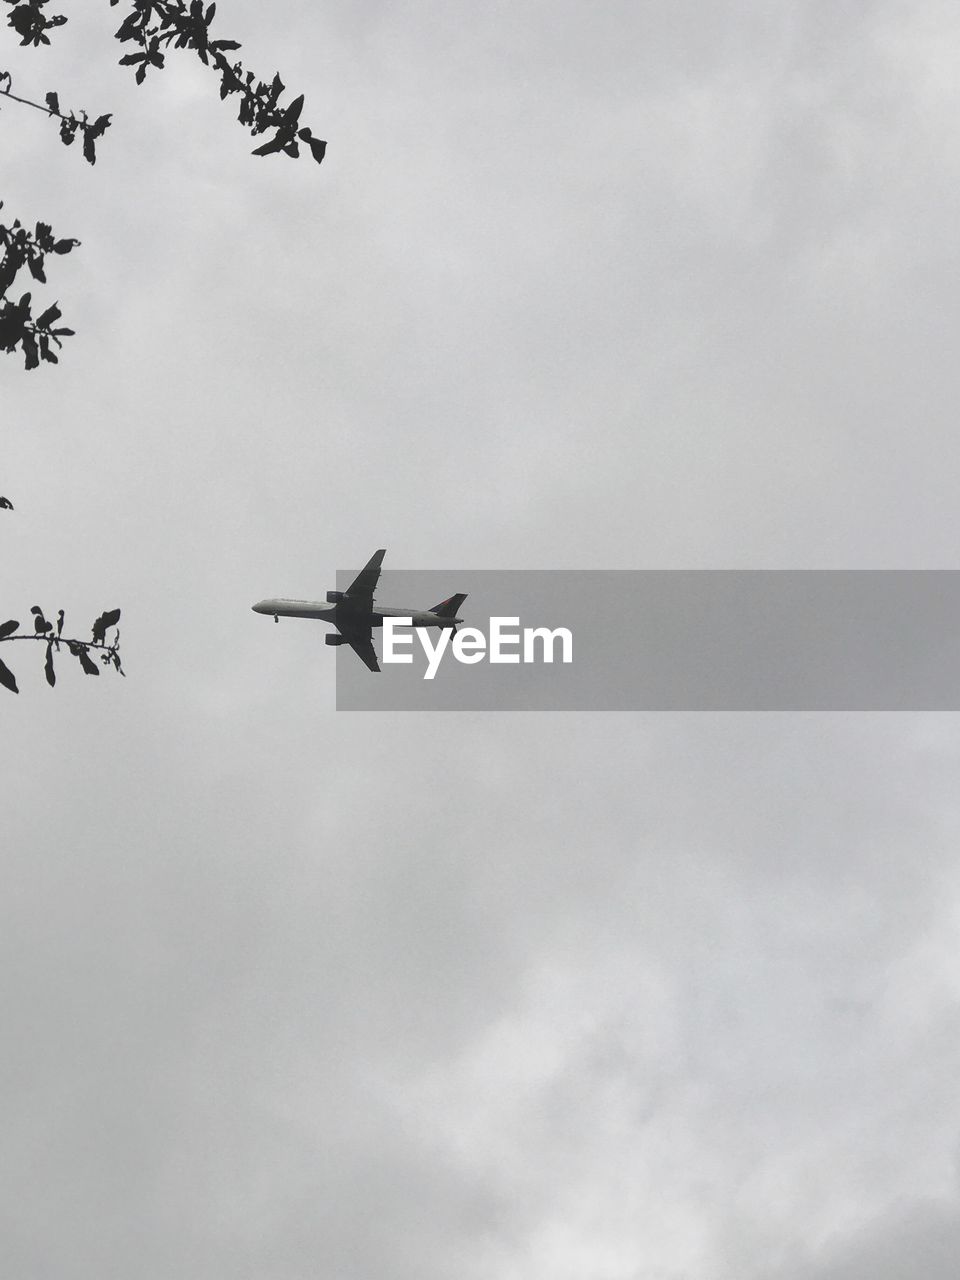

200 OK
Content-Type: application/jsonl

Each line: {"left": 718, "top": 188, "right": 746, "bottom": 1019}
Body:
{"left": 252, "top": 549, "right": 467, "bottom": 672}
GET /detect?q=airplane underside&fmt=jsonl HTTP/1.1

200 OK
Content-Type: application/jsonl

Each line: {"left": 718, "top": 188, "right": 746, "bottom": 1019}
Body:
{"left": 252, "top": 549, "right": 466, "bottom": 674}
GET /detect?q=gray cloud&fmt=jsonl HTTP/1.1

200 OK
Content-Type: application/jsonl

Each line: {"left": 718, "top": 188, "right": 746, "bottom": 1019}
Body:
{"left": 4, "top": 2, "right": 960, "bottom": 1277}
{"left": 770, "top": 1197, "right": 960, "bottom": 1280}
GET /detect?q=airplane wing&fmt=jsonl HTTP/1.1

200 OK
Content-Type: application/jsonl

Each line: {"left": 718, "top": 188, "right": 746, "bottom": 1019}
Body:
{"left": 347, "top": 635, "right": 380, "bottom": 672}
{"left": 345, "top": 549, "right": 386, "bottom": 605}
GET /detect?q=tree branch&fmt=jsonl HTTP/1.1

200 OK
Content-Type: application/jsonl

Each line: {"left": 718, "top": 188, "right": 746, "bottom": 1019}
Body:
{"left": 0, "top": 608, "right": 124, "bottom": 691}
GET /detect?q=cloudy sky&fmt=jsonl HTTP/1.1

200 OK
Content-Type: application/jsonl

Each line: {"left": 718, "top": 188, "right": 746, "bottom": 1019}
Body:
{"left": 4, "top": 1, "right": 960, "bottom": 1275}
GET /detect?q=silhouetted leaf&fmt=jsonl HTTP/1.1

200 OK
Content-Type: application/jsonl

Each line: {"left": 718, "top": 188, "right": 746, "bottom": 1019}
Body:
{"left": 44, "top": 90, "right": 59, "bottom": 114}
{"left": 0, "top": 619, "right": 19, "bottom": 638}
{"left": 27, "top": 256, "right": 46, "bottom": 282}
{"left": 91, "top": 607, "right": 121, "bottom": 644}
{"left": 76, "top": 646, "right": 99, "bottom": 676}
{"left": 251, "top": 134, "right": 285, "bottom": 157}
{"left": 36, "top": 303, "right": 61, "bottom": 327}
{"left": 0, "top": 656, "right": 18, "bottom": 694}
{"left": 21, "top": 331, "right": 38, "bottom": 370}
{"left": 44, "top": 639, "right": 55, "bottom": 686}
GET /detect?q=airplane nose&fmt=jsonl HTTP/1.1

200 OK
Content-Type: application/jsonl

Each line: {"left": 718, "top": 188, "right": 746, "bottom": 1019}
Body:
{"left": 252, "top": 601, "right": 268, "bottom": 614}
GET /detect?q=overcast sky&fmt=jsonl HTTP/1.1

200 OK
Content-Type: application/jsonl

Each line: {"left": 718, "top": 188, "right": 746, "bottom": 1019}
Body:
{"left": 4, "top": 2, "right": 960, "bottom": 1276}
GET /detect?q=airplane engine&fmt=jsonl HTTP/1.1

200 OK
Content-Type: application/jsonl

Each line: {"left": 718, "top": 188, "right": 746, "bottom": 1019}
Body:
{"left": 325, "top": 634, "right": 348, "bottom": 646}
{"left": 326, "top": 590, "right": 344, "bottom": 603}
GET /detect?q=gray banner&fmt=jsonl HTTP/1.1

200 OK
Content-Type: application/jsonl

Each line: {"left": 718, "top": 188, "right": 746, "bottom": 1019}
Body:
{"left": 334, "top": 570, "right": 960, "bottom": 711}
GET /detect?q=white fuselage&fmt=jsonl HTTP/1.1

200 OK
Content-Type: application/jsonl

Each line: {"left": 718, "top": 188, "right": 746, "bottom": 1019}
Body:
{"left": 252, "top": 599, "right": 456, "bottom": 628}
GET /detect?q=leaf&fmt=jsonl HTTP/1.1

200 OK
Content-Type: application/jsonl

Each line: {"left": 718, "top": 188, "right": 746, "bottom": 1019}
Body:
{"left": 27, "top": 256, "right": 46, "bottom": 282}
{"left": 76, "top": 647, "right": 99, "bottom": 676}
{"left": 36, "top": 303, "right": 61, "bottom": 328}
{"left": 22, "top": 331, "right": 39, "bottom": 370}
{"left": 92, "top": 608, "right": 121, "bottom": 644}
{"left": 44, "top": 640, "right": 55, "bottom": 687}
{"left": 0, "top": 656, "right": 18, "bottom": 694}
{"left": 0, "top": 257, "right": 17, "bottom": 296}
{"left": 0, "top": 619, "right": 19, "bottom": 638}
{"left": 45, "top": 90, "right": 59, "bottom": 114}
{"left": 283, "top": 93, "right": 304, "bottom": 124}
{"left": 82, "top": 130, "right": 96, "bottom": 164}
{"left": 53, "top": 239, "right": 76, "bottom": 254}
{"left": 251, "top": 134, "right": 285, "bottom": 157}
{"left": 308, "top": 136, "right": 327, "bottom": 164}
{"left": 114, "top": 12, "right": 139, "bottom": 38}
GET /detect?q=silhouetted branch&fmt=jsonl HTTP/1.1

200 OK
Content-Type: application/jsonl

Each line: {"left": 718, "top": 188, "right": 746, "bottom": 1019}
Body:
{"left": 4, "top": 3, "right": 327, "bottom": 164}
{"left": 0, "top": 4, "right": 325, "bottom": 369}
{"left": 3, "top": 0, "right": 65, "bottom": 48}
{"left": 110, "top": 0, "right": 326, "bottom": 162}
{"left": 0, "top": 608, "right": 124, "bottom": 692}
{"left": 0, "top": 199, "right": 78, "bottom": 368}
{"left": 0, "top": 72, "right": 112, "bottom": 163}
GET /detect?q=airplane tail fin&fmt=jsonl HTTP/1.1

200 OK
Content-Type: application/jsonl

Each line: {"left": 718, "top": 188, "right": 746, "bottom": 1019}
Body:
{"left": 431, "top": 592, "right": 467, "bottom": 619}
